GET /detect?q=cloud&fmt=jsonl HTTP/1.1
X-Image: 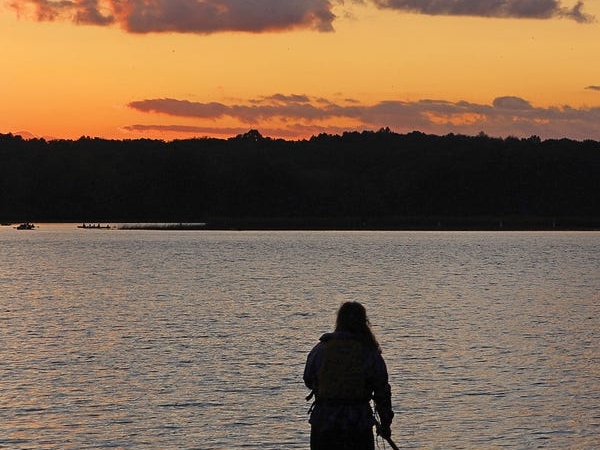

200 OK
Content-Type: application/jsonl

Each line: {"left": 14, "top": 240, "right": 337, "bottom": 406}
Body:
{"left": 370, "top": 0, "right": 594, "bottom": 22}
{"left": 128, "top": 96, "right": 343, "bottom": 123}
{"left": 8, "top": 0, "right": 338, "bottom": 33}
{"left": 129, "top": 99, "right": 231, "bottom": 119}
{"left": 123, "top": 124, "right": 249, "bottom": 136}
{"left": 492, "top": 96, "right": 533, "bottom": 110}
{"left": 8, "top": 0, "right": 594, "bottom": 33}
{"left": 127, "top": 94, "right": 600, "bottom": 140}
{"left": 585, "top": 85, "right": 600, "bottom": 91}
{"left": 8, "top": 0, "right": 114, "bottom": 25}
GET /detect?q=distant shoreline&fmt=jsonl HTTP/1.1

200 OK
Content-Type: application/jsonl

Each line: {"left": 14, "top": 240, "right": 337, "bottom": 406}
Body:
{"left": 4, "top": 217, "right": 599, "bottom": 231}
{"left": 198, "top": 216, "right": 600, "bottom": 231}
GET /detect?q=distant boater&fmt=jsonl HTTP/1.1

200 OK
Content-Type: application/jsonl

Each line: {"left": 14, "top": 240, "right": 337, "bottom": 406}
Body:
{"left": 304, "top": 302, "right": 395, "bottom": 450}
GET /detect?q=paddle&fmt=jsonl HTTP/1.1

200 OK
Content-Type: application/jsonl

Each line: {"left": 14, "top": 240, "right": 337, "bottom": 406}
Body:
{"left": 374, "top": 417, "right": 400, "bottom": 450}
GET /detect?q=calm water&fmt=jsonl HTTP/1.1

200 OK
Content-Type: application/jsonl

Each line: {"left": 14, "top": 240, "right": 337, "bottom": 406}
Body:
{"left": 1, "top": 226, "right": 599, "bottom": 449}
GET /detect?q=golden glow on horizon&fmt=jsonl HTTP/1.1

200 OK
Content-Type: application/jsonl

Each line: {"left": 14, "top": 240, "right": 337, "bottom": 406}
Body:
{"left": 1, "top": 2, "right": 600, "bottom": 140}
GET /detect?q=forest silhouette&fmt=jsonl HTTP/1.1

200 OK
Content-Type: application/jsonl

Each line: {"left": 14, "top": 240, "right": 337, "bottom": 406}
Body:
{"left": 1, "top": 129, "right": 599, "bottom": 229}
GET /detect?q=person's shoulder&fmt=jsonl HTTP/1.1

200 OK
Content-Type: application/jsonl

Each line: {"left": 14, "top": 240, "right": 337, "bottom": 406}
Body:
{"left": 318, "top": 332, "right": 336, "bottom": 342}
{"left": 319, "top": 331, "right": 358, "bottom": 342}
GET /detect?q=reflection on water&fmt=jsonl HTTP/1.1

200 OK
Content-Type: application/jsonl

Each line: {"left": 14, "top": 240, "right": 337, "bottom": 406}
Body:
{"left": 1, "top": 226, "right": 599, "bottom": 448}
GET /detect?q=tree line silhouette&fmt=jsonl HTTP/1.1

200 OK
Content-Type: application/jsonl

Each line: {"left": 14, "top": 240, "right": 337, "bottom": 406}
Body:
{"left": 1, "top": 129, "right": 599, "bottom": 229}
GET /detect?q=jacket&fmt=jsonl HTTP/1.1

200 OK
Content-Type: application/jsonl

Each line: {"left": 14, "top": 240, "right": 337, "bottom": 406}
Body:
{"left": 303, "top": 331, "right": 394, "bottom": 431}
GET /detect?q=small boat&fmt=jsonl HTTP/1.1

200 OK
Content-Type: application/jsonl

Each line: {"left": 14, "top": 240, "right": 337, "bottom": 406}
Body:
{"left": 77, "top": 223, "right": 112, "bottom": 229}
{"left": 15, "top": 222, "right": 35, "bottom": 230}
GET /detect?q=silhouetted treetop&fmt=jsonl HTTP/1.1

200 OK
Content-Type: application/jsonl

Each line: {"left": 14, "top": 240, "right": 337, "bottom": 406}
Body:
{"left": 231, "top": 129, "right": 265, "bottom": 142}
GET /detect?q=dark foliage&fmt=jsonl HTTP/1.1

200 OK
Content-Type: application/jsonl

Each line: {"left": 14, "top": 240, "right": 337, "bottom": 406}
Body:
{"left": 1, "top": 130, "right": 599, "bottom": 229}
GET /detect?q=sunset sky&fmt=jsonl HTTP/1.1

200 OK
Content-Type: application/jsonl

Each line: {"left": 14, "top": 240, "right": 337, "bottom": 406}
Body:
{"left": 2, "top": 0, "right": 600, "bottom": 141}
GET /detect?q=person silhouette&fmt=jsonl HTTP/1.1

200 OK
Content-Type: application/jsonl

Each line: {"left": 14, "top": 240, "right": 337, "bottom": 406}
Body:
{"left": 304, "top": 301, "right": 394, "bottom": 450}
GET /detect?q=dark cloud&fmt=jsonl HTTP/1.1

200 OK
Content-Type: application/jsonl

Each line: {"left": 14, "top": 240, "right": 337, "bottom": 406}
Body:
{"left": 129, "top": 97, "right": 338, "bottom": 123}
{"left": 9, "top": 0, "right": 338, "bottom": 33}
{"left": 262, "top": 94, "right": 312, "bottom": 104}
{"left": 370, "top": 0, "right": 594, "bottom": 22}
{"left": 75, "top": 0, "right": 113, "bottom": 25}
{"left": 585, "top": 85, "right": 600, "bottom": 91}
{"left": 493, "top": 96, "right": 533, "bottom": 110}
{"left": 9, "top": 0, "right": 593, "bottom": 32}
{"left": 128, "top": 99, "right": 231, "bottom": 119}
{"left": 127, "top": 94, "right": 600, "bottom": 140}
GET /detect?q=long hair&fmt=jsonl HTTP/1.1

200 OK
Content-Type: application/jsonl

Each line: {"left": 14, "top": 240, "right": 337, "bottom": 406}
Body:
{"left": 335, "top": 301, "right": 380, "bottom": 351}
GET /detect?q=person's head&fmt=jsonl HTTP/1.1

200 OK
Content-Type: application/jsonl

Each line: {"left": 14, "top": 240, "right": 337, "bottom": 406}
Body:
{"left": 336, "top": 301, "right": 368, "bottom": 333}
{"left": 335, "top": 301, "right": 380, "bottom": 350}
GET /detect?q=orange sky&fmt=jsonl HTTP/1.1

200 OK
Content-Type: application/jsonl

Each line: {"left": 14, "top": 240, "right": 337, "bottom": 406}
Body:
{"left": 1, "top": 0, "right": 600, "bottom": 140}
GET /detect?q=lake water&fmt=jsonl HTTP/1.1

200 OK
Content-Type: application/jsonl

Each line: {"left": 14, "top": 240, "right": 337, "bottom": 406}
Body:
{"left": 1, "top": 226, "right": 599, "bottom": 449}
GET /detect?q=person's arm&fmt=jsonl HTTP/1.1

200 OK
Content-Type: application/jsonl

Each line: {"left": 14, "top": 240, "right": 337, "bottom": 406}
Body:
{"left": 371, "top": 352, "right": 394, "bottom": 436}
{"left": 303, "top": 343, "right": 323, "bottom": 391}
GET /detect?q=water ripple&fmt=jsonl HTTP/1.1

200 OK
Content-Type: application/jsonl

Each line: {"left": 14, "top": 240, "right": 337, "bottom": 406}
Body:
{"left": 1, "top": 227, "right": 598, "bottom": 448}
